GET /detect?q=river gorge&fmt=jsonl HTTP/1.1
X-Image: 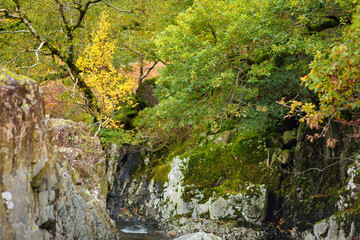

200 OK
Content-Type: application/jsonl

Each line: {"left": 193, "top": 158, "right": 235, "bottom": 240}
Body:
{"left": 1, "top": 68, "right": 360, "bottom": 240}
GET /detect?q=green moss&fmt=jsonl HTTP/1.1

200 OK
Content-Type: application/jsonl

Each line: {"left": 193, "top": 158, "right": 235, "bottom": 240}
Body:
{"left": 181, "top": 134, "right": 269, "bottom": 202}
{"left": 68, "top": 164, "right": 81, "bottom": 184}
{"left": 199, "top": 211, "right": 210, "bottom": 218}
{"left": 152, "top": 162, "right": 171, "bottom": 184}
{"left": 145, "top": 77, "right": 158, "bottom": 84}
{"left": 1, "top": 68, "right": 29, "bottom": 83}
{"left": 71, "top": 112, "right": 93, "bottom": 124}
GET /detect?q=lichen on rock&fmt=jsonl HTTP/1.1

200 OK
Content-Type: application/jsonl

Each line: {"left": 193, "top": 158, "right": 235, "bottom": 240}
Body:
{"left": 0, "top": 67, "right": 118, "bottom": 240}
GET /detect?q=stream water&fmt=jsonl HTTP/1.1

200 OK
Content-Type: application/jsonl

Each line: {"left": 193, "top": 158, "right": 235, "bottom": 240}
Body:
{"left": 116, "top": 221, "right": 173, "bottom": 240}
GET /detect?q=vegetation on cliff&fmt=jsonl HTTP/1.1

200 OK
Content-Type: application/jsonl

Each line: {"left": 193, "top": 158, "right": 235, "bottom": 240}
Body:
{"left": 2, "top": 0, "right": 360, "bottom": 238}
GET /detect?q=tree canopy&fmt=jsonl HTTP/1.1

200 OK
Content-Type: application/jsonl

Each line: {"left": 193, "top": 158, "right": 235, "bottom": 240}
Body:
{"left": 136, "top": 0, "right": 357, "bottom": 142}
{"left": 1, "top": 0, "right": 359, "bottom": 144}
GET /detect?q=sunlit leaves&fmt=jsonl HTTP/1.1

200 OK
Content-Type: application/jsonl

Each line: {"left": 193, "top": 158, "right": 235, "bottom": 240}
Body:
{"left": 77, "top": 13, "right": 135, "bottom": 126}
{"left": 289, "top": 6, "right": 360, "bottom": 130}
{"left": 138, "top": 0, "right": 356, "bottom": 139}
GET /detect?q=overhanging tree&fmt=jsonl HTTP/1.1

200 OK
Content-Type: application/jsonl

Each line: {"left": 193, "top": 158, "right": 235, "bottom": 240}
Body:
{"left": 0, "top": 0, "right": 103, "bottom": 115}
{"left": 137, "top": 0, "right": 355, "bottom": 141}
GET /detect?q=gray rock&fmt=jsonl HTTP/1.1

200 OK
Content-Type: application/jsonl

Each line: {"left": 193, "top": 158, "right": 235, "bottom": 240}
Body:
{"left": 209, "top": 197, "right": 235, "bottom": 220}
{"left": 303, "top": 231, "right": 316, "bottom": 240}
{"left": 175, "top": 231, "right": 222, "bottom": 240}
{"left": 0, "top": 68, "right": 118, "bottom": 240}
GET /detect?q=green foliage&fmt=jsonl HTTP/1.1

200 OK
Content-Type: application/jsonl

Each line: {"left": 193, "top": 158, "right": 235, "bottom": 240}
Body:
{"left": 0, "top": 0, "right": 103, "bottom": 77}
{"left": 98, "top": 128, "right": 138, "bottom": 146}
{"left": 0, "top": 0, "right": 191, "bottom": 134}
{"left": 290, "top": 6, "right": 360, "bottom": 130}
{"left": 137, "top": 0, "right": 354, "bottom": 141}
{"left": 109, "top": 0, "right": 193, "bottom": 68}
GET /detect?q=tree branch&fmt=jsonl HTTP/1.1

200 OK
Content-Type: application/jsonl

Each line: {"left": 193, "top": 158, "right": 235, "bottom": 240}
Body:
{"left": 102, "top": 1, "right": 133, "bottom": 13}
{"left": 17, "top": 41, "right": 45, "bottom": 69}
{"left": 0, "top": 7, "right": 20, "bottom": 19}
{"left": 123, "top": 44, "right": 160, "bottom": 88}
{"left": 139, "top": 61, "right": 159, "bottom": 83}
{"left": 55, "top": 0, "right": 69, "bottom": 26}
{"left": 0, "top": 30, "right": 29, "bottom": 33}
{"left": 12, "top": 1, "right": 66, "bottom": 61}
{"left": 71, "top": 0, "right": 102, "bottom": 31}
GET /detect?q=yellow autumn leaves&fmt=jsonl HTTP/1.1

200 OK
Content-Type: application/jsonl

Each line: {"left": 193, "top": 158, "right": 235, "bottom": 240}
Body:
{"left": 77, "top": 13, "right": 135, "bottom": 127}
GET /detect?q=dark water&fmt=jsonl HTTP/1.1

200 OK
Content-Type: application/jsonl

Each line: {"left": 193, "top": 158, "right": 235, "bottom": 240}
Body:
{"left": 116, "top": 221, "right": 173, "bottom": 240}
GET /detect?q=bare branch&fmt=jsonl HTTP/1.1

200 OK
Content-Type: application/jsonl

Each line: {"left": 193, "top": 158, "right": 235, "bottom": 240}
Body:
{"left": 94, "top": 117, "right": 110, "bottom": 138}
{"left": 71, "top": 0, "right": 102, "bottom": 30}
{"left": 25, "top": 49, "right": 51, "bottom": 55}
{"left": 17, "top": 41, "right": 45, "bottom": 69}
{"left": 103, "top": 1, "right": 133, "bottom": 13}
{"left": 139, "top": 61, "right": 159, "bottom": 83}
{"left": 6, "top": 52, "right": 21, "bottom": 65}
{"left": 123, "top": 44, "right": 160, "bottom": 87}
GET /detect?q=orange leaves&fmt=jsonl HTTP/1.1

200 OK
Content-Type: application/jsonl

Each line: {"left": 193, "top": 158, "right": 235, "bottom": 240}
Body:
{"left": 281, "top": 12, "right": 360, "bottom": 143}
{"left": 326, "top": 138, "right": 338, "bottom": 149}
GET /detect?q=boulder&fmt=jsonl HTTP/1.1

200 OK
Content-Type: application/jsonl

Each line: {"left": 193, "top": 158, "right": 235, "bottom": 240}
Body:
{"left": 175, "top": 231, "right": 222, "bottom": 240}
{"left": 0, "top": 68, "right": 118, "bottom": 239}
{"left": 136, "top": 79, "right": 159, "bottom": 107}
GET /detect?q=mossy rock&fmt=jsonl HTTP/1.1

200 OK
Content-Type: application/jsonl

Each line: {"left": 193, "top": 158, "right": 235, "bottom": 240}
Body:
{"left": 283, "top": 130, "right": 297, "bottom": 147}
{"left": 277, "top": 149, "right": 294, "bottom": 164}
{"left": 152, "top": 162, "right": 171, "bottom": 185}
{"left": 136, "top": 79, "right": 159, "bottom": 107}
{"left": 31, "top": 162, "right": 52, "bottom": 191}
{"left": 266, "top": 132, "right": 283, "bottom": 148}
{"left": 182, "top": 135, "right": 269, "bottom": 200}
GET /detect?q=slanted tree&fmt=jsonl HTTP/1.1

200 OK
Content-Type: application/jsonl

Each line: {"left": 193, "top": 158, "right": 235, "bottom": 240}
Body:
{"left": 0, "top": 0, "right": 104, "bottom": 116}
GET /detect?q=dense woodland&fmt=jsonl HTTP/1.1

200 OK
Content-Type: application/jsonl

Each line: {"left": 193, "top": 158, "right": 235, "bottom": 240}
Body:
{"left": 0, "top": 0, "right": 359, "bottom": 151}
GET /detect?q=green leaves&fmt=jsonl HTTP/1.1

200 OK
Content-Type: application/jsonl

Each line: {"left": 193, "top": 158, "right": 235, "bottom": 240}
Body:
{"left": 290, "top": 5, "right": 360, "bottom": 129}
{"left": 138, "top": 0, "right": 356, "bottom": 141}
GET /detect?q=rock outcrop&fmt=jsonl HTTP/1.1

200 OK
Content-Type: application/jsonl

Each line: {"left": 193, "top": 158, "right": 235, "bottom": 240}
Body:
{"left": 0, "top": 68, "right": 118, "bottom": 239}
{"left": 108, "top": 153, "right": 267, "bottom": 239}
{"left": 107, "top": 118, "right": 360, "bottom": 239}
{"left": 295, "top": 157, "right": 360, "bottom": 240}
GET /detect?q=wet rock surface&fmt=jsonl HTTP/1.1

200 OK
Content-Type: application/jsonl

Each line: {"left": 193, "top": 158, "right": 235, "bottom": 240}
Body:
{"left": 0, "top": 68, "right": 118, "bottom": 239}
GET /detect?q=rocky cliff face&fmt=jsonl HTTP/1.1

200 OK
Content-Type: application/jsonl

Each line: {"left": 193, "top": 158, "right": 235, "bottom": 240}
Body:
{"left": 108, "top": 154, "right": 266, "bottom": 239}
{"left": 107, "top": 120, "right": 360, "bottom": 239}
{"left": 0, "top": 67, "right": 118, "bottom": 239}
